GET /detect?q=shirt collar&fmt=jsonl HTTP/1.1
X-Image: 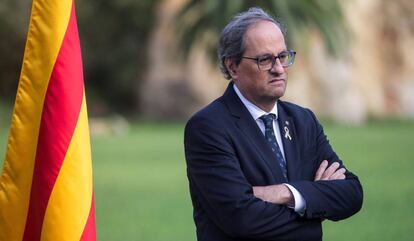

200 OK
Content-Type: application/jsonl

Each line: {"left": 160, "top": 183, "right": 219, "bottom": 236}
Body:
{"left": 233, "top": 84, "right": 278, "bottom": 121}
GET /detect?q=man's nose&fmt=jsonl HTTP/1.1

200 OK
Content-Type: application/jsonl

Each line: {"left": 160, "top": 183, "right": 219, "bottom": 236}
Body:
{"left": 269, "top": 58, "right": 285, "bottom": 75}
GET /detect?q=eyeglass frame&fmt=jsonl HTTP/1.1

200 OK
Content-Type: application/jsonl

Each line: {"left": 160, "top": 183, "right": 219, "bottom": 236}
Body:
{"left": 241, "top": 50, "right": 296, "bottom": 71}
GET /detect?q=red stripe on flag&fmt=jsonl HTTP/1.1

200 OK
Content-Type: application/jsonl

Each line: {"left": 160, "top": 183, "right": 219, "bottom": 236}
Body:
{"left": 23, "top": 2, "right": 84, "bottom": 240}
{"left": 80, "top": 195, "right": 96, "bottom": 241}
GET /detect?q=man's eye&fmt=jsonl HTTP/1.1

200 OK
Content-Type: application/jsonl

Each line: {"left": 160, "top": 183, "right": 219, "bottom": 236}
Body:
{"left": 258, "top": 56, "right": 272, "bottom": 64}
{"left": 278, "top": 52, "right": 288, "bottom": 59}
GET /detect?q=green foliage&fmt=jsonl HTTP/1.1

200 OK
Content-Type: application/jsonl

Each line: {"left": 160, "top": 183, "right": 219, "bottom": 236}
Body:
{"left": 0, "top": 102, "right": 12, "bottom": 162}
{"left": 0, "top": 0, "right": 31, "bottom": 101}
{"left": 77, "top": 0, "right": 159, "bottom": 114}
{"left": 177, "top": 0, "right": 347, "bottom": 59}
{"left": 0, "top": 0, "right": 159, "bottom": 114}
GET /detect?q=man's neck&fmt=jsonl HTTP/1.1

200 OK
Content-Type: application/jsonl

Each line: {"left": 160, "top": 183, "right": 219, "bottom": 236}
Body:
{"left": 251, "top": 100, "right": 276, "bottom": 113}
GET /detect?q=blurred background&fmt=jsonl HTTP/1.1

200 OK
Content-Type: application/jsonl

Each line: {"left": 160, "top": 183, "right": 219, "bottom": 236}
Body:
{"left": 1, "top": 0, "right": 414, "bottom": 240}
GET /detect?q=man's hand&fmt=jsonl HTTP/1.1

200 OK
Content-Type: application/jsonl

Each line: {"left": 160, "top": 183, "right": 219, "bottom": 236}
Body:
{"left": 253, "top": 160, "right": 346, "bottom": 205}
{"left": 314, "top": 160, "right": 346, "bottom": 181}
{"left": 253, "top": 184, "right": 294, "bottom": 206}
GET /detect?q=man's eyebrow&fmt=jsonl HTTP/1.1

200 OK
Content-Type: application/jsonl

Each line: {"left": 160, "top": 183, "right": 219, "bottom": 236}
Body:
{"left": 255, "top": 49, "right": 289, "bottom": 58}
{"left": 255, "top": 53, "right": 273, "bottom": 58}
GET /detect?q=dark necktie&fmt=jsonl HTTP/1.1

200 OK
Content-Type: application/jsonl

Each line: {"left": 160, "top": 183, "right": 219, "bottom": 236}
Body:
{"left": 260, "top": 114, "right": 288, "bottom": 181}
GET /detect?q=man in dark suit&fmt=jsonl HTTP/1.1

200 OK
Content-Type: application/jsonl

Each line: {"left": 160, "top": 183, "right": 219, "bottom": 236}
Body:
{"left": 184, "top": 7, "right": 363, "bottom": 241}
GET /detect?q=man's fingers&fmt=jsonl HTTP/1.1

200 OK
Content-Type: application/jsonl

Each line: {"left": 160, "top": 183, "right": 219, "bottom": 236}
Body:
{"left": 314, "top": 160, "right": 328, "bottom": 181}
{"left": 321, "top": 162, "right": 340, "bottom": 180}
{"left": 329, "top": 168, "right": 346, "bottom": 180}
{"left": 314, "top": 161, "right": 345, "bottom": 181}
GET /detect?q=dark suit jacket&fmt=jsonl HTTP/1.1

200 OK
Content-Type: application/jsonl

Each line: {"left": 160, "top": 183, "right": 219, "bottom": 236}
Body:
{"left": 184, "top": 82, "right": 363, "bottom": 241}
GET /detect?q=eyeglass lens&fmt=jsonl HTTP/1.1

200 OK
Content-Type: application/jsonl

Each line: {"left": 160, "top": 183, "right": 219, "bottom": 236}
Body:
{"left": 258, "top": 51, "right": 295, "bottom": 70}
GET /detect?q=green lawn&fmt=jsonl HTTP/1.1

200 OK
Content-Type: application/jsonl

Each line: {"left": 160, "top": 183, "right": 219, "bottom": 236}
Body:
{"left": 1, "top": 108, "right": 414, "bottom": 240}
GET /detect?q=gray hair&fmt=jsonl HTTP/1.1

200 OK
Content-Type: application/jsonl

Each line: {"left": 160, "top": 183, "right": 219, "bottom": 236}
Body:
{"left": 218, "top": 7, "right": 286, "bottom": 80}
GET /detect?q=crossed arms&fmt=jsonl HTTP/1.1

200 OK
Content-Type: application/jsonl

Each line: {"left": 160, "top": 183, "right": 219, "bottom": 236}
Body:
{"left": 184, "top": 113, "right": 363, "bottom": 240}
{"left": 253, "top": 160, "right": 346, "bottom": 207}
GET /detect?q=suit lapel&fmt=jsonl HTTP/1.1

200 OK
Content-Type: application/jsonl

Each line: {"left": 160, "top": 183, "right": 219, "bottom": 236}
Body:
{"left": 222, "top": 83, "right": 286, "bottom": 182}
{"left": 277, "top": 102, "right": 301, "bottom": 181}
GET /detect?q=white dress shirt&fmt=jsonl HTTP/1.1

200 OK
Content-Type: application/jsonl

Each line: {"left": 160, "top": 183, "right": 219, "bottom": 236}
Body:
{"left": 233, "top": 84, "right": 306, "bottom": 213}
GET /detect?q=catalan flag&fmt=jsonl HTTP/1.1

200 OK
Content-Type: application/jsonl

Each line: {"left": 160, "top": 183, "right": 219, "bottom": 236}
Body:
{"left": 0, "top": 0, "right": 96, "bottom": 240}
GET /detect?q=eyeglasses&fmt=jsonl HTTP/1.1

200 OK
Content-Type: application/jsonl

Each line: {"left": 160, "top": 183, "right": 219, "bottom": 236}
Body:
{"left": 241, "top": 50, "right": 296, "bottom": 71}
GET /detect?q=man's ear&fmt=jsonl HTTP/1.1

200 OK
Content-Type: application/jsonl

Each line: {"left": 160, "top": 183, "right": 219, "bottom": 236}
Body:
{"left": 224, "top": 58, "right": 238, "bottom": 79}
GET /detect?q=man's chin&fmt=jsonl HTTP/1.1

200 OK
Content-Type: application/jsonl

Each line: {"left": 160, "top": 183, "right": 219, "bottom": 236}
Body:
{"left": 260, "top": 88, "right": 286, "bottom": 102}
{"left": 271, "top": 88, "right": 286, "bottom": 99}
{"left": 263, "top": 94, "right": 281, "bottom": 103}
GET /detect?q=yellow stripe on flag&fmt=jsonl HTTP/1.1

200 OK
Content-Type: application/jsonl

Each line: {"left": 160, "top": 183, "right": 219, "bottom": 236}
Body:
{"left": 40, "top": 95, "right": 93, "bottom": 241}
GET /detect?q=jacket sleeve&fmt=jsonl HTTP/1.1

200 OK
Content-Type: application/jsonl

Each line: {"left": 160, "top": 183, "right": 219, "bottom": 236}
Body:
{"left": 289, "top": 110, "right": 363, "bottom": 221}
{"left": 184, "top": 115, "right": 321, "bottom": 240}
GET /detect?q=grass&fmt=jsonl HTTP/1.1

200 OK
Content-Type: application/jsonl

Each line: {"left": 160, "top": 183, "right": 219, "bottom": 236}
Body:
{"left": 1, "top": 104, "right": 414, "bottom": 240}
{"left": 91, "top": 123, "right": 193, "bottom": 241}
{"left": 321, "top": 121, "right": 414, "bottom": 241}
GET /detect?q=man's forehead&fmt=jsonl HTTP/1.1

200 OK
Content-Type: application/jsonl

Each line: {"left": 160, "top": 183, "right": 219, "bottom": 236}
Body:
{"left": 244, "top": 21, "right": 286, "bottom": 53}
{"left": 245, "top": 21, "right": 284, "bottom": 40}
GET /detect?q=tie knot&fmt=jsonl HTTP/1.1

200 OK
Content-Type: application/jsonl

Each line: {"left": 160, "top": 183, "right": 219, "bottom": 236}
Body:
{"left": 260, "top": 114, "right": 276, "bottom": 127}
